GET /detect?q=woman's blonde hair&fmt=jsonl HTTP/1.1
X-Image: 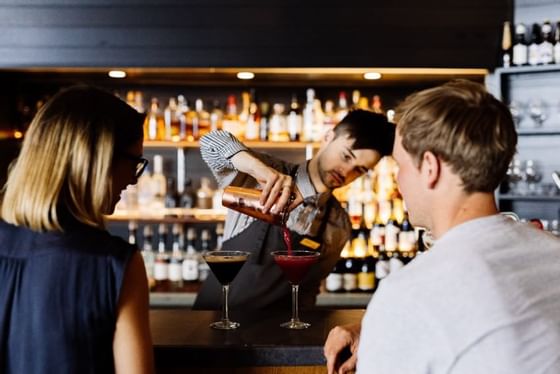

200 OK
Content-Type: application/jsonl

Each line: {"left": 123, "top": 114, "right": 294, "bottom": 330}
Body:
{"left": 394, "top": 80, "right": 517, "bottom": 193}
{"left": 1, "top": 86, "right": 144, "bottom": 231}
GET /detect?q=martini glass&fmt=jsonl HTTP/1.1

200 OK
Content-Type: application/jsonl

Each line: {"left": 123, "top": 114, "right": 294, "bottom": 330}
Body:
{"left": 203, "top": 251, "right": 250, "bottom": 330}
{"left": 271, "top": 250, "right": 320, "bottom": 329}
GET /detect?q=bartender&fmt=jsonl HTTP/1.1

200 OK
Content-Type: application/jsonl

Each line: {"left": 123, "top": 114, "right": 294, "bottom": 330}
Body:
{"left": 194, "top": 109, "right": 395, "bottom": 311}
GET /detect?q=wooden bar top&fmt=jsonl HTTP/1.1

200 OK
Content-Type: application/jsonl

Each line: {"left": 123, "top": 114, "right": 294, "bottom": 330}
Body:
{"left": 151, "top": 309, "right": 364, "bottom": 371}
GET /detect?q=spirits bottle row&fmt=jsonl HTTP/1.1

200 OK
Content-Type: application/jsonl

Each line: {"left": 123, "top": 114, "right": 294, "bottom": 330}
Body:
{"left": 129, "top": 221, "right": 224, "bottom": 292}
{"left": 125, "top": 89, "right": 390, "bottom": 144}
{"left": 325, "top": 215, "right": 424, "bottom": 294}
{"left": 114, "top": 154, "right": 226, "bottom": 214}
{"left": 502, "top": 20, "right": 560, "bottom": 67}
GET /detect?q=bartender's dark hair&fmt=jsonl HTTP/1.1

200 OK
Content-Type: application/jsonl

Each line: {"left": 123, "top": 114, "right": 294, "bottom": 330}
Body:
{"left": 333, "top": 109, "right": 395, "bottom": 156}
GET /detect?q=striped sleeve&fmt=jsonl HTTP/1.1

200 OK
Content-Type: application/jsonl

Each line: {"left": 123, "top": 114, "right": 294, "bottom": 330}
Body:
{"left": 199, "top": 130, "right": 249, "bottom": 188}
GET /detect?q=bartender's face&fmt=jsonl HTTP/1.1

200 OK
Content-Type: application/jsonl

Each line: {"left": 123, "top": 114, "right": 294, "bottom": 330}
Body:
{"left": 317, "top": 133, "right": 381, "bottom": 189}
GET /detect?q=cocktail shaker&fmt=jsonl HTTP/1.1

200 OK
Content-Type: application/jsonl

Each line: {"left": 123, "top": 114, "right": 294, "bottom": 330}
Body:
{"left": 222, "top": 186, "right": 287, "bottom": 225}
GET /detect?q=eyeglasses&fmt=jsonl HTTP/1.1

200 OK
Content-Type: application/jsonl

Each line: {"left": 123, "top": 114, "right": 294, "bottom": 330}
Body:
{"left": 119, "top": 153, "right": 149, "bottom": 178}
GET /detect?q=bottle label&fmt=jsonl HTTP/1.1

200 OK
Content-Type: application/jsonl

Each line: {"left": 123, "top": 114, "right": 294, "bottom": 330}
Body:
{"left": 153, "top": 262, "right": 169, "bottom": 281}
{"left": 540, "top": 42, "right": 554, "bottom": 64}
{"left": 528, "top": 44, "right": 540, "bottom": 65}
{"left": 198, "top": 262, "right": 210, "bottom": 282}
{"left": 342, "top": 273, "right": 358, "bottom": 291}
{"left": 168, "top": 263, "right": 182, "bottom": 281}
{"left": 358, "top": 272, "right": 375, "bottom": 291}
{"left": 554, "top": 44, "right": 560, "bottom": 64}
{"left": 326, "top": 273, "right": 343, "bottom": 292}
{"left": 513, "top": 44, "right": 528, "bottom": 65}
{"left": 182, "top": 259, "right": 199, "bottom": 281}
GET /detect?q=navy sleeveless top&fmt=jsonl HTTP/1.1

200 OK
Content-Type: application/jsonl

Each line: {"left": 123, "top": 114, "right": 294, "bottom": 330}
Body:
{"left": 0, "top": 220, "right": 136, "bottom": 374}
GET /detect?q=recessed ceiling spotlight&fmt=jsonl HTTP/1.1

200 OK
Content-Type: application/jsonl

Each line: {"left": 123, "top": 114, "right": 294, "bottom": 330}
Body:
{"left": 363, "top": 72, "right": 382, "bottom": 80}
{"left": 108, "top": 70, "right": 127, "bottom": 79}
{"left": 237, "top": 71, "right": 255, "bottom": 80}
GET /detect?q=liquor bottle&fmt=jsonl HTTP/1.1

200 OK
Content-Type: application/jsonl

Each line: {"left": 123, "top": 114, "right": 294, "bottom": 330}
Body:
{"left": 358, "top": 97, "right": 369, "bottom": 110}
{"left": 182, "top": 228, "right": 199, "bottom": 285}
{"left": 259, "top": 101, "right": 270, "bottom": 141}
{"left": 168, "top": 224, "right": 184, "bottom": 291}
{"left": 177, "top": 95, "right": 189, "bottom": 140}
{"left": 347, "top": 179, "right": 363, "bottom": 230}
{"left": 193, "top": 98, "right": 210, "bottom": 140}
{"left": 146, "top": 97, "right": 165, "bottom": 141}
{"left": 164, "top": 177, "right": 179, "bottom": 208}
{"left": 269, "top": 103, "right": 289, "bottom": 142}
{"left": 312, "top": 99, "right": 325, "bottom": 142}
{"left": 384, "top": 204, "right": 401, "bottom": 253}
{"left": 245, "top": 102, "right": 260, "bottom": 141}
{"left": 398, "top": 210, "right": 417, "bottom": 263}
{"left": 210, "top": 100, "right": 223, "bottom": 132}
{"left": 341, "top": 241, "right": 358, "bottom": 292}
{"left": 335, "top": 91, "right": 349, "bottom": 123}
{"left": 371, "top": 95, "right": 383, "bottom": 114}
{"left": 287, "top": 94, "right": 302, "bottom": 142}
{"left": 137, "top": 166, "right": 154, "bottom": 211}
{"left": 195, "top": 177, "right": 214, "bottom": 209}
{"left": 540, "top": 20, "right": 554, "bottom": 65}
{"left": 302, "top": 88, "right": 316, "bottom": 142}
{"left": 362, "top": 173, "right": 377, "bottom": 230}
{"left": 141, "top": 224, "right": 155, "bottom": 289}
{"left": 163, "top": 97, "right": 179, "bottom": 141}
{"left": 152, "top": 155, "right": 166, "bottom": 211}
{"left": 215, "top": 223, "right": 224, "bottom": 250}
{"left": 179, "top": 178, "right": 195, "bottom": 208}
{"left": 238, "top": 91, "right": 251, "bottom": 138}
{"left": 128, "top": 220, "right": 138, "bottom": 246}
{"left": 358, "top": 255, "right": 375, "bottom": 293}
{"left": 153, "top": 223, "right": 170, "bottom": 291}
{"left": 528, "top": 23, "right": 542, "bottom": 66}
{"left": 325, "top": 257, "right": 345, "bottom": 293}
{"left": 351, "top": 90, "right": 361, "bottom": 110}
{"left": 554, "top": 21, "right": 560, "bottom": 64}
{"left": 501, "top": 21, "right": 512, "bottom": 67}
{"left": 323, "top": 100, "right": 337, "bottom": 134}
{"left": 198, "top": 229, "right": 212, "bottom": 282}
{"left": 370, "top": 212, "right": 386, "bottom": 249}
{"left": 513, "top": 23, "right": 528, "bottom": 66}
{"left": 222, "top": 95, "right": 241, "bottom": 139}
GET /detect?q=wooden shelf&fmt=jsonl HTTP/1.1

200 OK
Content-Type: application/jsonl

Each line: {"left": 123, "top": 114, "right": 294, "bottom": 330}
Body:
{"left": 498, "top": 194, "right": 560, "bottom": 202}
{"left": 143, "top": 140, "right": 320, "bottom": 150}
{"left": 107, "top": 208, "right": 226, "bottom": 223}
{"left": 495, "top": 65, "right": 560, "bottom": 76}
{"left": 516, "top": 127, "right": 560, "bottom": 136}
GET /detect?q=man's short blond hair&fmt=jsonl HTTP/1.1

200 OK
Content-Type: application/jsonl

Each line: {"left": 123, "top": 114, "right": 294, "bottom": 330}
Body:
{"left": 394, "top": 80, "right": 517, "bottom": 193}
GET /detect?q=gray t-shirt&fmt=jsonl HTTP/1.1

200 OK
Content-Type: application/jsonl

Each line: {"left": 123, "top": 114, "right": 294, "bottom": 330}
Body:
{"left": 358, "top": 215, "right": 560, "bottom": 374}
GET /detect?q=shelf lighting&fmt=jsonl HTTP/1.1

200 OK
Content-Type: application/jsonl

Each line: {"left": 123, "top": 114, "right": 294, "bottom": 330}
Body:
{"left": 363, "top": 72, "right": 382, "bottom": 80}
{"left": 108, "top": 70, "right": 127, "bottom": 79}
{"left": 237, "top": 71, "right": 255, "bottom": 80}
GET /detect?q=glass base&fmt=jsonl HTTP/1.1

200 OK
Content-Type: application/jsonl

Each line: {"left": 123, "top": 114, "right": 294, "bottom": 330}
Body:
{"left": 210, "top": 320, "right": 240, "bottom": 330}
{"left": 280, "top": 319, "right": 311, "bottom": 329}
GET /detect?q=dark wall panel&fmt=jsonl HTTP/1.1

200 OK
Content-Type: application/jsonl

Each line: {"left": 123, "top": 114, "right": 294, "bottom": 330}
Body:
{"left": 0, "top": 0, "right": 512, "bottom": 68}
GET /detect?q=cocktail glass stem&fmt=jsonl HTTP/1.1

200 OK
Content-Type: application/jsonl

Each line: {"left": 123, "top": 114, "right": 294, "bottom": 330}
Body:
{"left": 290, "top": 284, "right": 300, "bottom": 323}
{"left": 222, "top": 284, "right": 230, "bottom": 323}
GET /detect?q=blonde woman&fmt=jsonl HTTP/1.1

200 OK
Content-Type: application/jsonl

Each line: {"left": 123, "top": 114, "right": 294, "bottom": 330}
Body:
{"left": 0, "top": 86, "right": 154, "bottom": 374}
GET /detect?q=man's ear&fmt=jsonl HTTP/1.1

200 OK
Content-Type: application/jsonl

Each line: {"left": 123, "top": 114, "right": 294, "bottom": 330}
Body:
{"left": 420, "top": 151, "right": 441, "bottom": 189}
{"left": 323, "top": 128, "right": 335, "bottom": 144}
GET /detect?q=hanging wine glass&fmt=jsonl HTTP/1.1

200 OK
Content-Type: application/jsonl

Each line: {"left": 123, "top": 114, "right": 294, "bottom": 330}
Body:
{"left": 528, "top": 99, "right": 548, "bottom": 128}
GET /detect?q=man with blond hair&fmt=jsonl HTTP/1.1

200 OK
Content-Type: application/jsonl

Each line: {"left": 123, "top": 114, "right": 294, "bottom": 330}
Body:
{"left": 324, "top": 80, "right": 560, "bottom": 374}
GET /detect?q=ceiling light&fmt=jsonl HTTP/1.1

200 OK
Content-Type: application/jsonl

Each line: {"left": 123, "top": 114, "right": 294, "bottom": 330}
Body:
{"left": 108, "top": 70, "right": 127, "bottom": 78}
{"left": 237, "top": 71, "right": 255, "bottom": 80}
{"left": 363, "top": 72, "right": 382, "bottom": 80}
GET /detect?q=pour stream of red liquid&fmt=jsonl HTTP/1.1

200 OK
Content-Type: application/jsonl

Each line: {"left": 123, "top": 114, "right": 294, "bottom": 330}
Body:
{"left": 282, "top": 226, "right": 292, "bottom": 255}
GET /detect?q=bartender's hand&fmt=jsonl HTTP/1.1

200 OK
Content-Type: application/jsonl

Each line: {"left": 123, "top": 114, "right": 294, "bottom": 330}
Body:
{"left": 324, "top": 323, "right": 362, "bottom": 374}
{"left": 231, "top": 151, "right": 301, "bottom": 214}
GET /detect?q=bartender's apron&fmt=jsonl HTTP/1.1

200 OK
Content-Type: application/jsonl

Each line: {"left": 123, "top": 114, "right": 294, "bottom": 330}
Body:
{"left": 193, "top": 199, "right": 334, "bottom": 311}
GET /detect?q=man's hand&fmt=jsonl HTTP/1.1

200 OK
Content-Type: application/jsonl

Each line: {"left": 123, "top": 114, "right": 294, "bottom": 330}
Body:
{"left": 230, "top": 151, "right": 297, "bottom": 214}
{"left": 324, "top": 323, "right": 362, "bottom": 374}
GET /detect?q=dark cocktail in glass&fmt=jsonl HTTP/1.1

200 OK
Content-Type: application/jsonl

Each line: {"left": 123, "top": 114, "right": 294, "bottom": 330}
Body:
{"left": 203, "top": 251, "right": 250, "bottom": 330}
{"left": 271, "top": 250, "right": 320, "bottom": 329}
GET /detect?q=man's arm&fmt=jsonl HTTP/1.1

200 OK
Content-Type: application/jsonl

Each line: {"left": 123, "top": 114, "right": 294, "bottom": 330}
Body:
{"left": 200, "top": 130, "right": 297, "bottom": 214}
{"left": 324, "top": 323, "right": 362, "bottom": 374}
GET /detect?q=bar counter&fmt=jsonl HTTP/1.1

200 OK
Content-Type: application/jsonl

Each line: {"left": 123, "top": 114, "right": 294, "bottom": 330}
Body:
{"left": 151, "top": 309, "right": 364, "bottom": 373}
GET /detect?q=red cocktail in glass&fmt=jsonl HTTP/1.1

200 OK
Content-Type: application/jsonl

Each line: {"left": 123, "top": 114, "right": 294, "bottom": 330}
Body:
{"left": 271, "top": 250, "right": 320, "bottom": 329}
